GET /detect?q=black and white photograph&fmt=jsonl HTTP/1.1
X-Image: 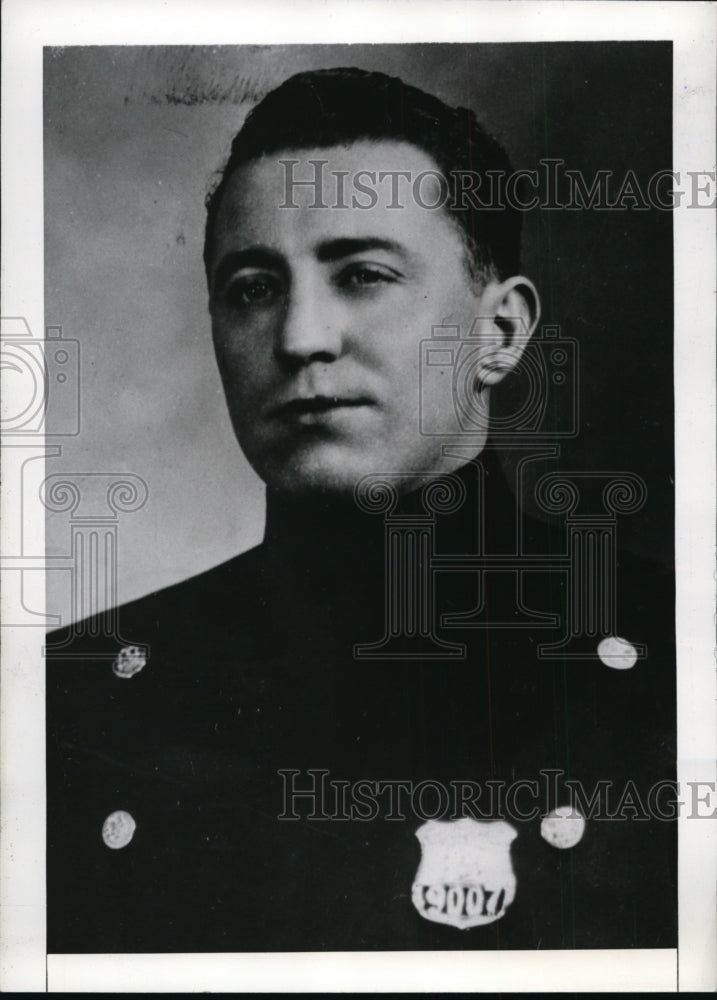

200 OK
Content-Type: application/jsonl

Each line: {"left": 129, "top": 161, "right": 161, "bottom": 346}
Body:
{"left": 1, "top": 1, "right": 715, "bottom": 992}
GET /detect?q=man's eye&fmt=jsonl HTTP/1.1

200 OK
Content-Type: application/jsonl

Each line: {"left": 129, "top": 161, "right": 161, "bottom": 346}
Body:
{"left": 337, "top": 264, "right": 398, "bottom": 290}
{"left": 225, "top": 274, "right": 282, "bottom": 307}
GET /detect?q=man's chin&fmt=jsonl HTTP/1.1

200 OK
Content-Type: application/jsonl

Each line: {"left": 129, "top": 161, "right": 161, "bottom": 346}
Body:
{"left": 250, "top": 445, "right": 373, "bottom": 499}
{"left": 267, "top": 470, "right": 362, "bottom": 500}
{"left": 248, "top": 440, "right": 465, "bottom": 502}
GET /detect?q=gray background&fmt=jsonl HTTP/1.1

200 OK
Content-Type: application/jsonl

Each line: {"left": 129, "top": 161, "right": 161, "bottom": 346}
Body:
{"left": 44, "top": 43, "right": 673, "bottom": 624}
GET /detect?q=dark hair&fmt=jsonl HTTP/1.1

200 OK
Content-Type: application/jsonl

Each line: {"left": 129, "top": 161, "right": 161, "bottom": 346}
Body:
{"left": 203, "top": 66, "right": 521, "bottom": 281}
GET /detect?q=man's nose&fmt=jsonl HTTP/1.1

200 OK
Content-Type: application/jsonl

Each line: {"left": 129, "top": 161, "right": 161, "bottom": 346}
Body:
{"left": 273, "top": 281, "right": 344, "bottom": 367}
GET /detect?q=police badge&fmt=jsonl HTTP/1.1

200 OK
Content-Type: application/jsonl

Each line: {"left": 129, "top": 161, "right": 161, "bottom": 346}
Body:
{"left": 411, "top": 818, "right": 518, "bottom": 929}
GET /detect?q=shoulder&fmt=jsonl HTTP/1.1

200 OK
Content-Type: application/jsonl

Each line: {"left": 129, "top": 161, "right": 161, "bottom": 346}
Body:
{"left": 45, "top": 544, "right": 267, "bottom": 729}
{"left": 47, "top": 544, "right": 264, "bottom": 657}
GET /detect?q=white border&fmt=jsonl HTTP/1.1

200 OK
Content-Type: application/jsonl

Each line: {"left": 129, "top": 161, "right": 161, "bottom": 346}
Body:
{"left": 2, "top": 0, "right": 715, "bottom": 993}
{"left": 673, "top": 7, "right": 717, "bottom": 992}
{"left": 46, "top": 949, "right": 678, "bottom": 993}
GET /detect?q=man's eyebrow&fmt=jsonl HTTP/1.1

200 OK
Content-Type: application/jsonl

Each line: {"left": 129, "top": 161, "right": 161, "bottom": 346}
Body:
{"left": 315, "top": 237, "right": 410, "bottom": 262}
{"left": 211, "top": 247, "right": 284, "bottom": 293}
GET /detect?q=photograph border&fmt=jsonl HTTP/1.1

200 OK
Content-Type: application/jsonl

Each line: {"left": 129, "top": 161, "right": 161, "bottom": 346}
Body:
{"left": 2, "top": 0, "right": 715, "bottom": 992}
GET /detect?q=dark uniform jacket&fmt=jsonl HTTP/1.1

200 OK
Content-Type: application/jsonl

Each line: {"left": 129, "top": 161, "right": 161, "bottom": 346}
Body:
{"left": 46, "top": 453, "right": 676, "bottom": 953}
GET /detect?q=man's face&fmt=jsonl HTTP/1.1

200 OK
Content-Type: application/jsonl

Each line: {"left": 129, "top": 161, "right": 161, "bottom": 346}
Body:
{"left": 208, "top": 140, "right": 496, "bottom": 496}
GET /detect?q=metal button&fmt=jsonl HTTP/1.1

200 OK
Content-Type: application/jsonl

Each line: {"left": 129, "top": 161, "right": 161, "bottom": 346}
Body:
{"left": 102, "top": 810, "right": 136, "bottom": 849}
{"left": 597, "top": 635, "right": 638, "bottom": 670}
{"left": 540, "top": 806, "right": 586, "bottom": 849}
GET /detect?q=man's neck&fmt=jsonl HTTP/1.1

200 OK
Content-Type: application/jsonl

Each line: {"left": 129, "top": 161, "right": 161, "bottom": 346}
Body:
{"left": 253, "top": 450, "right": 517, "bottom": 654}
{"left": 262, "top": 485, "right": 384, "bottom": 580}
{"left": 261, "top": 452, "right": 501, "bottom": 572}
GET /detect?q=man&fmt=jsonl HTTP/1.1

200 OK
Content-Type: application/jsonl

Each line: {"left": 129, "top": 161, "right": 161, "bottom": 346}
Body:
{"left": 46, "top": 67, "right": 676, "bottom": 953}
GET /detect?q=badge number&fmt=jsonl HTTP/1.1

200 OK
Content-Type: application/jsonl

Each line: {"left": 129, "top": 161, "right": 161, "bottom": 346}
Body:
{"left": 412, "top": 818, "right": 518, "bottom": 929}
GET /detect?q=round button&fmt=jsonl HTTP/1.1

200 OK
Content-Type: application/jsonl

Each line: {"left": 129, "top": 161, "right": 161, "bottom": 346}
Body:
{"left": 112, "top": 645, "right": 146, "bottom": 678}
{"left": 102, "top": 810, "right": 136, "bottom": 849}
{"left": 597, "top": 635, "right": 638, "bottom": 670}
{"left": 541, "top": 806, "right": 586, "bottom": 849}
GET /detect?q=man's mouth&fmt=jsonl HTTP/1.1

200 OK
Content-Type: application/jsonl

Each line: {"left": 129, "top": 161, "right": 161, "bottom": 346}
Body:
{"left": 270, "top": 395, "right": 373, "bottom": 419}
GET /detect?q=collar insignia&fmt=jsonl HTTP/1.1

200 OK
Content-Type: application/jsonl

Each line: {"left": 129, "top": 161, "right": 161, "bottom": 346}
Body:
{"left": 112, "top": 645, "right": 147, "bottom": 678}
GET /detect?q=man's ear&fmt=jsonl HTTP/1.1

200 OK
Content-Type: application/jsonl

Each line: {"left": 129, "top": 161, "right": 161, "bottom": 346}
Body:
{"left": 473, "top": 276, "right": 541, "bottom": 386}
